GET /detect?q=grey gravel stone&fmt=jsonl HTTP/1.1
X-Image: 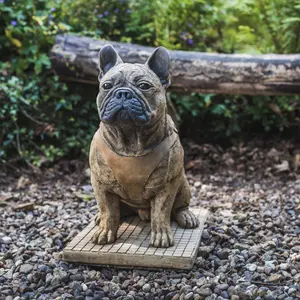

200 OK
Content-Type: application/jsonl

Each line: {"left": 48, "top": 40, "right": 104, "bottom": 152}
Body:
{"left": 245, "top": 263, "right": 257, "bottom": 272}
{"left": 4, "top": 269, "right": 13, "bottom": 279}
{"left": 19, "top": 264, "right": 34, "bottom": 274}
{"left": 215, "top": 284, "right": 229, "bottom": 291}
{"left": 216, "top": 249, "right": 230, "bottom": 259}
{"left": 165, "top": 291, "right": 178, "bottom": 299}
{"left": 268, "top": 274, "right": 282, "bottom": 282}
{"left": 122, "top": 279, "right": 131, "bottom": 289}
{"left": 279, "top": 263, "right": 289, "bottom": 271}
{"left": 81, "top": 283, "right": 87, "bottom": 291}
{"left": 197, "top": 288, "right": 212, "bottom": 296}
{"left": 1, "top": 142, "right": 299, "bottom": 299}
{"left": 1, "top": 236, "right": 12, "bottom": 244}
{"left": 180, "top": 285, "right": 192, "bottom": 294}
{"left": 51, "top": 269, "right": 68, "bottom": 285}
{"left": 184, "top": 291, "right": 194, "bottom": 300}
{"left": 142, "top": 283, "right": 151, "bottom": 293}
{"left": 198, "top": 246, "right": 213, "bottom": 258}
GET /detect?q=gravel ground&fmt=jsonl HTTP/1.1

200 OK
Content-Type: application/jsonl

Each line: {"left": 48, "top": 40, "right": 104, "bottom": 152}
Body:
{"left": 0, "top": 139, "right": 299, "bottom": 300}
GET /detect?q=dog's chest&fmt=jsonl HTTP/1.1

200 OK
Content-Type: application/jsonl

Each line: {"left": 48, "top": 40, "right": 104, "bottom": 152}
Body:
{"left": 95, "top": 151, "right": 169, "bottom": 208}
{"left": 98, "top": 143, "right": 171, "bottom": 202}
{"left": 96, "top": 132, "right": 178, "bottom": 206}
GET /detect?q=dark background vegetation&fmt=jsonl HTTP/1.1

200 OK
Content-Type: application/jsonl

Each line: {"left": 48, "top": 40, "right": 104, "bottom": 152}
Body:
{"left": 1, "top": 0, "right": 300, "bottom": 166}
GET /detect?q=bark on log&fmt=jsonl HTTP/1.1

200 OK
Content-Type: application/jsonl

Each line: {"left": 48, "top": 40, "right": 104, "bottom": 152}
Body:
{"left": 50, "top": 34, "right": 300, "bottom": 95}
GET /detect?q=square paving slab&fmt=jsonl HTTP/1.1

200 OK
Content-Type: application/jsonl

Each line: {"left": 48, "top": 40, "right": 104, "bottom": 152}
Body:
{"left": 62, "top": 208, "right": 208, "bottom": 270}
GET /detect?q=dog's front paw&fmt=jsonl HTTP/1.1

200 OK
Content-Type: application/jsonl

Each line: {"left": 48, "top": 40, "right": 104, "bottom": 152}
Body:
{"left": 150, "top": 226, "right": 174, "bottom": 248}
{"left": 92, "top": 225, "right": 117, "bottom": 245}
{"left": 174, "top": 209, "right": 199, "bottom": 228}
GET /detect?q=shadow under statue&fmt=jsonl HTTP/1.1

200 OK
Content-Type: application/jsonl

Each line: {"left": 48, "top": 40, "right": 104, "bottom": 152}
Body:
{"left": 89, "top": 45, "right": 199, "bottom": 248}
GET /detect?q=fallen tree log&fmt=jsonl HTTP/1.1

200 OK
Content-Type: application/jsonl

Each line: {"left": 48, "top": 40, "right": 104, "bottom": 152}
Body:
{"left": 51, "top": 34, "right": 300, "bottom": 95}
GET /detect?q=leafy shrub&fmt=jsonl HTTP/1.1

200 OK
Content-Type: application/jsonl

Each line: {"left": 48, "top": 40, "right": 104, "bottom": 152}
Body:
{"left": 1, "top": 0, "right": 300, "bottom": 165}
{"left": 171, "top": 93, "right": 300, "bottom": 139}
{"left": 0, "top": 0, "right": 82, "bottom": 165}
{"left": 60, "top": 0, "right": 131, "bottom": 39}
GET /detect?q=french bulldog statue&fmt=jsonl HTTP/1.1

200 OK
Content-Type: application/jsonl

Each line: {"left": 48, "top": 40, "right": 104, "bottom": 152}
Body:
{"left": 89, "top": 45, "right": 199, "bottom": 248}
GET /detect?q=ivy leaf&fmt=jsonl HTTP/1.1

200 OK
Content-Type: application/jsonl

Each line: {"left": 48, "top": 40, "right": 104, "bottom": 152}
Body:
{"left": 32, "top": 15, "right": 47, "bottom": 26}
{"left": 34, "top": 54, "right": 51, "bottom": 74}
{"left": 212, "top": 104, "right": 226, "bottom": 115}
{"left": 282, "top": 17, "right": 300, "bottom": 24}
{"left": 57, "top": 23, "right": 72, "bottom": 31}
{"left": 5, "top": 29, "right": 22, "bottom": 48}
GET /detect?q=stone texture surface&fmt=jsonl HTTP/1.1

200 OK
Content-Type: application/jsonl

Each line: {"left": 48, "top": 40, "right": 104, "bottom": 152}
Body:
{"left": 0, "top": 138, "right": 299, "bottom": 299}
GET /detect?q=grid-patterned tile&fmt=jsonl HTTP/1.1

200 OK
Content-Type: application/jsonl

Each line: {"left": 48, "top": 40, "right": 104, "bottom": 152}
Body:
{"left": 62, "top": 208, "right": 208, "bottom": 270}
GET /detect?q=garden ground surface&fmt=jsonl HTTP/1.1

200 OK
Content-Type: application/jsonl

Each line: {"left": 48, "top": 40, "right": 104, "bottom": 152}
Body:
{"left": 0, "top": 138, "right": 299, "bottom": 300}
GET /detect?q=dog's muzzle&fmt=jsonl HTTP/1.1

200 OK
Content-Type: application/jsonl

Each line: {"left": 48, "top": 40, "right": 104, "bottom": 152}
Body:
{"left": 100, "top": 88, "right": 151, "bottom": 125}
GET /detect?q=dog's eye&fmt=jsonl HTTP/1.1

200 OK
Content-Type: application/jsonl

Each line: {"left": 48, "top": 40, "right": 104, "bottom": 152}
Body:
{"left": 138, "top": 82, "right": 152, "bottom": 90}
{"left": 102, "top": 82, "right": 113, "bottom": 90}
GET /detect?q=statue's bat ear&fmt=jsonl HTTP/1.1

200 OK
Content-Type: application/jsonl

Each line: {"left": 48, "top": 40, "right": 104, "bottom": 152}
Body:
{"left": 146, "top": 47, "right": 171, "bottom": 88}
{"left": 98, "top": 44, "right": 123, "bottom": 79}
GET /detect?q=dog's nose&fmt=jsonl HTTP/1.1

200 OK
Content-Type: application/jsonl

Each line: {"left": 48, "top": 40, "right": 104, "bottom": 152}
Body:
{"left": 115, "top": 89, "right": 133, "bottom": 100}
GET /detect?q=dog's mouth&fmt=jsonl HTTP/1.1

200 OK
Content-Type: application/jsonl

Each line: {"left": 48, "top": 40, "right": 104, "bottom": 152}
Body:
{"left": 100, "top": 88, "right": 151, "bottom": 125}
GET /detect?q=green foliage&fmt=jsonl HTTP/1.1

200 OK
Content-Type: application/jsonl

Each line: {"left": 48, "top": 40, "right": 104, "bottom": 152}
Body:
{"left": 172, "top": 93, "right": 300, "bottom": 138}
{"left": 1, "top": 0, "right": 300, "bottom": 164}
{"left": 0, "top": 0, "right": 94, "bottom": 165}
{"left": 220, "top": 0, "right": 300, "bottom": 54}
{"left": 59, "top": 0, "right": 131, "bottom": 39}
{"left": 126, "top": 0, "right": 300, "bottom": 53}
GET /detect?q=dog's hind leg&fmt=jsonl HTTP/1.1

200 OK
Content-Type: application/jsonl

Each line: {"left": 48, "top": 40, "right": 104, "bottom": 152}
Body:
{"left": 172, "top": 176, "right": 199, "bottom": 228}
{"left": 138, "top": 208, "right": 151, "bottom": 221}
{"left": 94, "top": 202, "right": 136, "bottom": 225}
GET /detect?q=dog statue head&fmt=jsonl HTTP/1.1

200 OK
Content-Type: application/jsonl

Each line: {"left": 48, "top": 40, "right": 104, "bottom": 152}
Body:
{"left": 96, "top": 45, "right": 170, "bottom": 127}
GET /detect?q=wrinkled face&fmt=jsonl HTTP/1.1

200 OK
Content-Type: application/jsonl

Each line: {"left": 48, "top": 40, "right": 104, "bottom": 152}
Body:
{"left": 98, "top": 64, "right": 165, "bottom": 126}
{"left": 96, "top": 45, "right": 170, "bottom": 127}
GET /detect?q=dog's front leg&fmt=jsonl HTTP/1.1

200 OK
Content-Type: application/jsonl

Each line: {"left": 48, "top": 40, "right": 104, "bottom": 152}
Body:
{"left": 92, "top": 188, "right": 120, "bottom": 245}
{"left": 150, "top": 179, "right": 178, "bottom": 248}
